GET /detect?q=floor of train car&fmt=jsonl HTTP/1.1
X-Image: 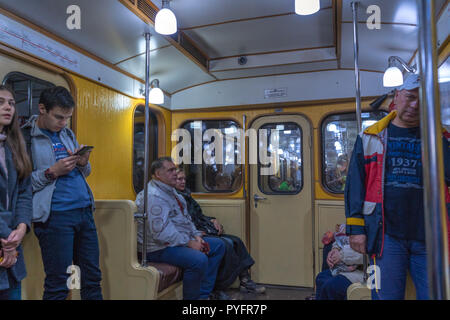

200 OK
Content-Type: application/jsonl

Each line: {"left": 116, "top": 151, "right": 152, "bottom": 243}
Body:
{"left": 224, "top": 285, "right": 314, "bottom": 300}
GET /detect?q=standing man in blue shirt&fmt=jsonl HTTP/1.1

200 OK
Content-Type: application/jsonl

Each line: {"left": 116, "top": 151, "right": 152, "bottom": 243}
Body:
{"left": 345, "top": 74, "right": 450, "bottom": 299}
{"left": 22, "top": 86, "right": 102, "bottom": 300}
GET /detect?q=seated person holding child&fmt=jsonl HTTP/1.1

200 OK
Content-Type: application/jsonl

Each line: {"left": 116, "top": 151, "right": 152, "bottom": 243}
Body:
{"left": 314, "top": 224, "right": 364, "bottom": 300}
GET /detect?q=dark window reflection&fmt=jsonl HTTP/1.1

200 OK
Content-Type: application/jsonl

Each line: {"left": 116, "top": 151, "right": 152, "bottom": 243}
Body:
{"left": 321, "top": 111, "right": 387, "bottom": 193}
{"left": 3, "top": 72, "right": 55, "bottom": 126}
{"left": 181, "top": 120, "right": 242, "bottom": 193}
{"left": 133, "top": 105, "right": 158, "bottom": 194}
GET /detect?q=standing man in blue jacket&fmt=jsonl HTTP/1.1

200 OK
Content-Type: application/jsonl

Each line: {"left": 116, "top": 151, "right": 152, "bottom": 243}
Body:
{"left": 345, "top": 74, "right": 450, "bottom": 300}
{"left": 22, "top": 86, "right": 102, "bottom": 300}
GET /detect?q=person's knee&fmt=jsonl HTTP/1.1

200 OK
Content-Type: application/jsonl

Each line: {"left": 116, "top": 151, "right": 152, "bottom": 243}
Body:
{"left": 208, "top": 238, "right": 225, "bottom": 256}
{"left": 189, "top": 252, "right": 209, "bottom": 273}
{"left": 323, "top": 278, "right": 349, "bottom": 300}
{"left": 315, "top": 270, "right": 330, "bottom": 287}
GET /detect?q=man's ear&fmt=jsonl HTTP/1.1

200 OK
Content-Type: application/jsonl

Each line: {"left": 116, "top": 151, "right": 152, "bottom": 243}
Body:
{"left": 153, "top": 170, "right": 161, "bottom": 181}
{"left": 38, "top": 103, "right": 46, "bottom": 115}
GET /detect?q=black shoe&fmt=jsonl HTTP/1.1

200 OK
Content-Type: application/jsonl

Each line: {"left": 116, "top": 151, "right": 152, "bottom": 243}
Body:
{"left": 239, "top": 279, "right": 266, "bottom": 294}
{"left": 210, "top": 290, "right": 231, "bottom": 300}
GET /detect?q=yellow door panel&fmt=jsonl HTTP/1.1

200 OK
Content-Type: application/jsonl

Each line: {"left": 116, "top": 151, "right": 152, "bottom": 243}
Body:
{"left": 250, "top": 115, "right": 313, "bottom": 287}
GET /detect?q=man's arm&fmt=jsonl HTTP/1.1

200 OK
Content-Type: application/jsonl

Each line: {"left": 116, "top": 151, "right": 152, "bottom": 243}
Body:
{"left": 31, "top": 169, "right": 54, "bottom": 193}
{"left": 148, "top": 196, "right": 192, "bottom": 247}
{"left": 345, "top": 136, "right": 366, "bottom": 234}
{"left": 69, "top": 129, "right": 91, "bottom": 177}
{"left": 345, "top": 136, "right": 367, "bottom": 253}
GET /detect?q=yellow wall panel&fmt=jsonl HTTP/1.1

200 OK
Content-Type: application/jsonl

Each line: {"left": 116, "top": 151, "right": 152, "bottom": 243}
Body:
{"left": 70, "top": 75, "right": 171, "bottom": 200}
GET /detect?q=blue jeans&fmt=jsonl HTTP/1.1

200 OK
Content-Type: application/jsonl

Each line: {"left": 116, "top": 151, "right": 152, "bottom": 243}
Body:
{"left": 8, "top": 278, "right": 21, "bottom": 300}
{"left": 0, "top": 277, "right": 21, "bottom": 300}
{"left": 315, "top": 269, "right": 352, "bottom": 300}
{"left": 370, "top": 234, "right": 428, "bottom": 300}
{"left": 34, "top": 207, "right": 103, "bottom": 300}
{"left": 322, "top": 243, "right": 333, "bottom": 272}
{"left": 146, "top": 237, "right": 225, "bottom": 300}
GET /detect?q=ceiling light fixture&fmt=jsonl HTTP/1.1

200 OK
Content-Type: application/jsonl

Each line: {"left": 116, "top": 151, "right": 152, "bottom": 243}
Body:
{"left": 155, "top": 0, "right": 177, "bottom": 35}
{"left": 295, "top": 0, "right": 320, "bottom": 15}
{"left": 149, "top": 79, "right": 164, "bottom": 104}
{"left": 383, "top": 56, "right": 417, "bottom": 87}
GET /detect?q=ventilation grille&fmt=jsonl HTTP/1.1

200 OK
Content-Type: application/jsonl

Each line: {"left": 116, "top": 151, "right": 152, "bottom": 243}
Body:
{"left": 133, "top": 0, "right": 208, "bottom": 69}
{"left": 128, "top": 0, "right": 135, "bottom": 5}
{"left": 137, "top": 0, "right": 157, "bottom": 21}
{"left": 178, "top": 33, "right": 208, "bottom": 68}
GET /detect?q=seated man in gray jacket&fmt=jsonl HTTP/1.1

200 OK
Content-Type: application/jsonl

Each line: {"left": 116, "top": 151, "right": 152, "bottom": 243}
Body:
{"left": 135, "top": 157, "right": 225, "bottom": 300}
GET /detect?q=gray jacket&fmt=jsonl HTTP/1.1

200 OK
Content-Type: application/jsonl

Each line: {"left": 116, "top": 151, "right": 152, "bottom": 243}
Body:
{"left": 0, "top": 143, "right": 32, "bottom": 290}
{"left": 136, "top": 179, "right": 202, "bottom": 253}
{"left": 22, "top": 115, "right": 94, "bottom": 223}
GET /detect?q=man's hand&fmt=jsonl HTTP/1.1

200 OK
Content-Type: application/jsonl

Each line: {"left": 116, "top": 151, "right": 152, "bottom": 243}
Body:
{"left": 49, "top": 155, "right": 79, "bottom": 177}
{"left": 349, "top": 234, "right": 367, "bottom": 254}
{"left": 211, "top": 219, "right": 223, "bottom": 235}
{"left": 326, "top": 248, "right": 342, "bottom": 268}
{"left": 188, "top": 236, "right": 205, "bottom": 251}
{"left": 1, "top": 223, "right": 27, "bottom": 251}
{"left": 187, "top": 240, "right": 203, "bottom": 251}
{"left": 68, "top": 145, "right": 91, "bottom": 167}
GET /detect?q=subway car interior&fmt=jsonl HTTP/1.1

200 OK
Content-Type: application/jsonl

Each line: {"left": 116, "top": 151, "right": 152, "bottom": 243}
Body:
{"left": 0, "top": 0, "right": 449, "bottom": 300}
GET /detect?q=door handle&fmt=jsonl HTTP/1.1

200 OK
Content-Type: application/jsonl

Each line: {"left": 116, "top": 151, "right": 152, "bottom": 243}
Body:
{"left": 254, "top": 194, "right": 267, "bottom": 208}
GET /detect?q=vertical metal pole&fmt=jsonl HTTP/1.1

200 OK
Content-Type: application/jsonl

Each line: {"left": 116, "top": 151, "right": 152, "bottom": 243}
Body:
{"left": 141, "top": 32, "right": 152, "bottom": 267}
{"left": 351, "top": 1, "right": 367, "bottom": 280}
{"left": 242, "top": 115, "right": 247, "bottom": 199}
{"left": 351, "top": 1, "right": 362, "bottom": 133}
{"left": 417, "top": 0, "right": 450, "bottom": 300}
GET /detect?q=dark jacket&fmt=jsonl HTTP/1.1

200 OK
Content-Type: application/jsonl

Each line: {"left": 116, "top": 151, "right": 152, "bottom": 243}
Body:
{"left": 178, "top": 189, "right": 218, "bottom": 235}
{"left": 178, "top": 189, "right": 254, "bottom": 289}
{"left": 0, "top": 143, "right": 32, "bottom": 290}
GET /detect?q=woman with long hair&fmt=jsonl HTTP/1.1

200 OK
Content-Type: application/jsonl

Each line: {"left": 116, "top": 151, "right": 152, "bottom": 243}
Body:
{"left": 0, "top": 84, "right": 32, "bottom": 300}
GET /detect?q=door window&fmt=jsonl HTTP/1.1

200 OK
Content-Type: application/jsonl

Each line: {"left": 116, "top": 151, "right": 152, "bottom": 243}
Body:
{"left": 258, "top": 122, "right": 303, "bottom": 195}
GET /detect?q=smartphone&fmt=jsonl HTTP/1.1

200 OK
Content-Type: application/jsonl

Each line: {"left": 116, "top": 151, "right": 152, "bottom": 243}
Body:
{"left": 74, "top": 146, "right": 94, "bottom": 156}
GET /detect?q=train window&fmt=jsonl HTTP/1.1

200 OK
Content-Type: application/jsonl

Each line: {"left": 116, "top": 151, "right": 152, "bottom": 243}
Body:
{"left": 2, "top": 72, "right": 55, "bottom": 126}
{"left": 133, "top": 105, "right": 158, "bottom": 194}
{"left": 258, "top": 122, "right": 303, "bottom": 195}
{"left": 322, "top": 111, "right": 387, "bottom": 194}
{"left": 180, "top": 120, "right": 242, "bottom": 193}
{"left": 439, "top": 56, "right": 449, "bottom": 126}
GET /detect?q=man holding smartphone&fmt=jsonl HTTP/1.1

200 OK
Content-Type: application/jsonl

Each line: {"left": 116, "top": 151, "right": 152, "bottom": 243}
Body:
{"left": 22, "top": 86, "right": 102, "bottom": 300}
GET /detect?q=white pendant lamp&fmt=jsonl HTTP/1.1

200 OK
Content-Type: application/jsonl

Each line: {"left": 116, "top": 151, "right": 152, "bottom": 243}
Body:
{"left": 155, "top": 0, "right": 177, "bottom": 35}
{"left": 149, "top": 79, "right": 164, "bottom": 104}
{"left": 295, "top": 0, "right": 320, "bottom": 15}
{"left": 383, "top": 56, "right": 417, "bottom": 87}
{"left": 383, "top": 66, "right": 404, "bottom": 87}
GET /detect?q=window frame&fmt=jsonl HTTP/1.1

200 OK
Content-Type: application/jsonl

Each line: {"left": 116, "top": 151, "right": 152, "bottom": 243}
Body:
{"left": 2, "top": 71, "right": 56, "bottom": 125}
{"left": 132, "top": 104, "right": 159, "bottom": 194}
{"left": 320, "top": 110, "right": 388, "bottom": 195}
{"left": 179, "top": 118, "right": 243, "bottom": 194}
{"left": 257, "top": 121, "right": 304, "bottom": 196}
